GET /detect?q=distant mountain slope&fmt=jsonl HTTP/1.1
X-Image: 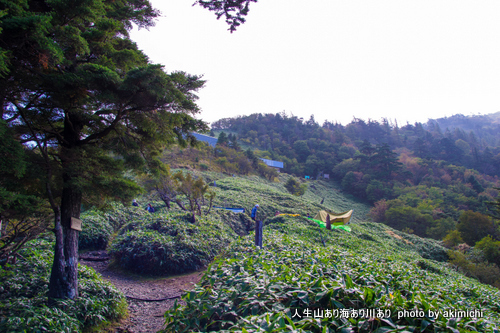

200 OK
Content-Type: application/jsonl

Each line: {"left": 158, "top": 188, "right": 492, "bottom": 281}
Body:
{"left": 427, "top": 112, "right": 500, "bottom": 146}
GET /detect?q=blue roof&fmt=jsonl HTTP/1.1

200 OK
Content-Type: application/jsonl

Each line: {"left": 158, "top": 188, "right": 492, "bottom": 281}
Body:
{"left": 191, "top": 132, "right": 218, "bottom": 147}
{"left": 260, "top": 158, "right": 284, "bottom": 168}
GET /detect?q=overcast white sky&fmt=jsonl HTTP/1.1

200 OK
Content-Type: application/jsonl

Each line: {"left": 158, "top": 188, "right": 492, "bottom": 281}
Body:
{"left": 130, "top": 0, "right": 500, "bottom": 127}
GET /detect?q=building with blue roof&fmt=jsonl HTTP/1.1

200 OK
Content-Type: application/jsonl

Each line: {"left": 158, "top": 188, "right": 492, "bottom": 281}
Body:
{"left": 191, "top": 132, "right": 218, "bottom": 147}
{"left": 260, "top": 158, "right": 284, "bottom": 171}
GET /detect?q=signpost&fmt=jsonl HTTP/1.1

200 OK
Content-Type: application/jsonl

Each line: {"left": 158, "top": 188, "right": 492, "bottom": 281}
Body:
{"left": 70, "top": 217, "right": 82, "bottom": 231}
{"left": 255, "top": 220, "right": 263, "bottom": 248}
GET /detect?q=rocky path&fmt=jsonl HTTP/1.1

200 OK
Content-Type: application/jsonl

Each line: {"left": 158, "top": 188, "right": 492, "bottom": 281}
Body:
{"left": 80, "top": 251, "right": 204, "bottom": 333}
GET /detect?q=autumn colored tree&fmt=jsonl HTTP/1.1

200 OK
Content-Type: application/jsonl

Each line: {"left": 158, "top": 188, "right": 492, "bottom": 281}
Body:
{"left": 173, "top": 172, "right": 215, "bottom": 223}
{"left": 143, "top": 165, "right": 179, "bottom": 210}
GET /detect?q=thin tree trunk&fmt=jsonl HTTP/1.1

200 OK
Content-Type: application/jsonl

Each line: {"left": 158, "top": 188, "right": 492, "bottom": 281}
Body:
{"left": 159, "top": 195, "right": 171, "bottom": 209}
{"left": 48, "top": 208, "right": 66, "bottom": 304}
{"left": 175, "top": 200, "right": 187, "bottom": 211}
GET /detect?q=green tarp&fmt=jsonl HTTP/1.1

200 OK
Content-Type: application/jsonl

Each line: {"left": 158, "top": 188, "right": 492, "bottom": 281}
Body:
{"left": 310, "top": 218, "right": 351, "bottom": 232}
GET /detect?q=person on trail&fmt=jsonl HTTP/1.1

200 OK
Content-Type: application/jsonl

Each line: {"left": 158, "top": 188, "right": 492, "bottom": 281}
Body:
{"left": 146, "top": 203, "right": 155, "bottom": 213}
{"left": 251, "top": 204, "right": 259, "bottom": 221}
{"left": 275, "top": 210, "right": 280, "bottom": 216}
{"left": 132, "top": 199, "right": 139, "bottom": 207}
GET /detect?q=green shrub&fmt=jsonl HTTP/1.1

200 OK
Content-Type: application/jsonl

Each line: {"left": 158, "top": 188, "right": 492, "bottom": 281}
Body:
{"left": 217, "top": 210, "right": 254, "bottom": 236}
{"left": 443, "top": 229, "right": 464, "bottom": 248}
{"left": 102, "top": 202, "right": 149, "bottom": 230}
{"left": 448, "top": 249, "right": 500, "bottom": 287}
{"left": 284, "top": 176, "right": 307, "bottom": 196}
{"left": 0, "top": 239, "right": 126, "bottom": 333}
{"left": 109, "top": 212, "right": 237, "bottom": 275}
{"left": 79, "top": 212, "right": 113, "bottom": 250}
{"left": 457, "top": 210, "right": 496, "bottom": 246}
{"left": 475, "top": 235, "right": 500, "bottom": 266}
{"left": 79, "top": 203, "right": 149, "bottom": 251}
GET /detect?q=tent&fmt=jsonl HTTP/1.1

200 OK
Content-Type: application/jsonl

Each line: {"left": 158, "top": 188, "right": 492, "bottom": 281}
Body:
{"left": 313, "top": 210, "right": 353, "bottom": 225}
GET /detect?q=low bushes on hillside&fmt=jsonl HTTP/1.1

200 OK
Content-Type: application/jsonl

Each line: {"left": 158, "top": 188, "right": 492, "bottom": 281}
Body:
{"left": 79, "top": 212, "right": 113, "bottom": 251}
{"left": 79, "top": 203, "right": 149, "bottom": 251}
{"left": 109, "top": 212, "right": 238, "bottom": 275}
{"left": 354, "top": 221, "right": 449, "bottom": 262}
{"left": 163, "top": 216, "right": 500, "bottom": 332}
{"left": 0, "top": 239, "right": 126, "bottom": 332}
{"left": 448, "top": 248, "right": 500, "bottom": 288}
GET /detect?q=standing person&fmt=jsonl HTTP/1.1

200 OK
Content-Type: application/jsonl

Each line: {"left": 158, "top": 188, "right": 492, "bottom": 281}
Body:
{"left": 251, "top": 204, "right": 259, "bottom": 221}
{"left": 146, "top": 203, "right": 155, "bottom": 213}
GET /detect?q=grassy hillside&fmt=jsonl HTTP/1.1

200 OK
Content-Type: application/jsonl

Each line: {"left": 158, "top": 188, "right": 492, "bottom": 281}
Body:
{"left": 163, "top": 215, "right": 500, "bottom": 332}
{"left": 4, "top": 171, "right": 498, "bottom": 332}
{"left": 205, "top": 173, "right": 371, "bottom": 223}
{"left": 134, "top": 172, "right": 499, "bottom": 332}
{"left": 104, "top": 173, "right": 369, "bottom": 276}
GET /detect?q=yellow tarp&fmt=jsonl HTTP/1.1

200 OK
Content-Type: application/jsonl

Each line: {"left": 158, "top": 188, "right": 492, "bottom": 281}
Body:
{"left": 313, "top": 210, "right": 353, "bottom": 225}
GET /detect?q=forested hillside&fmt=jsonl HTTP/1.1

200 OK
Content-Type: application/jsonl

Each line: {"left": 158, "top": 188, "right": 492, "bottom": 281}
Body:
{"left": 208, "top": 112, "right": 500, "bottom": 275}
{"left": 427, "top": 112, "right": 500, "bottom": 149}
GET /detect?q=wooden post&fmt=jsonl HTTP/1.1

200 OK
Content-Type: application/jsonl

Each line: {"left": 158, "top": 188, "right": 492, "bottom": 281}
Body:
{"left": 255, "top": 220, "right": 263, "bottom": 248}
{"left": 326, "top": 214, "right": 331, "bottom": 230}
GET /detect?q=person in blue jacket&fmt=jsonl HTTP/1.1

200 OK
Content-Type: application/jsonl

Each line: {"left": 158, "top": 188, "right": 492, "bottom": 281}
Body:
{"left": 146, "top": 203, "right": 155, "bottom": 213}
{"left": 251, "top": 204, "right": 259, "bottom": 221}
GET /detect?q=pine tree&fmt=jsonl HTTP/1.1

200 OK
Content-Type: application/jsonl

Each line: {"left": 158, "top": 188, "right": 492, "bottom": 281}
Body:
{"left": 217, "top": 132, "right": 229, "bottom": 146}
{"left": 229, "top": 134, "right": 240, "bottom": 150}
{"left": 1, "top": 0, "right": 206, "bottom": 302}
{"left": 195, "top": 0, "right": 257, "bottom": 32}
{"left": 368, "top": 144, "right": 403, "bottom": 180}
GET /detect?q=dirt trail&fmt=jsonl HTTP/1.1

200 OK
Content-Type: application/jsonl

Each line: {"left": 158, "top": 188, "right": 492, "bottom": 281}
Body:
{"left": 80, "top": 251, "right": 204, "bottom": 333}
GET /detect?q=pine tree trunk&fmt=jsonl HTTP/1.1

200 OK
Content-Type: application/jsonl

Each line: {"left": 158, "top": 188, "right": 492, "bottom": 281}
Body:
{"left": 48, "top": 174, "right": 82, "bottom": 302}
{"left": 48, "top": 211, "right": 66, "bottom": 303}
